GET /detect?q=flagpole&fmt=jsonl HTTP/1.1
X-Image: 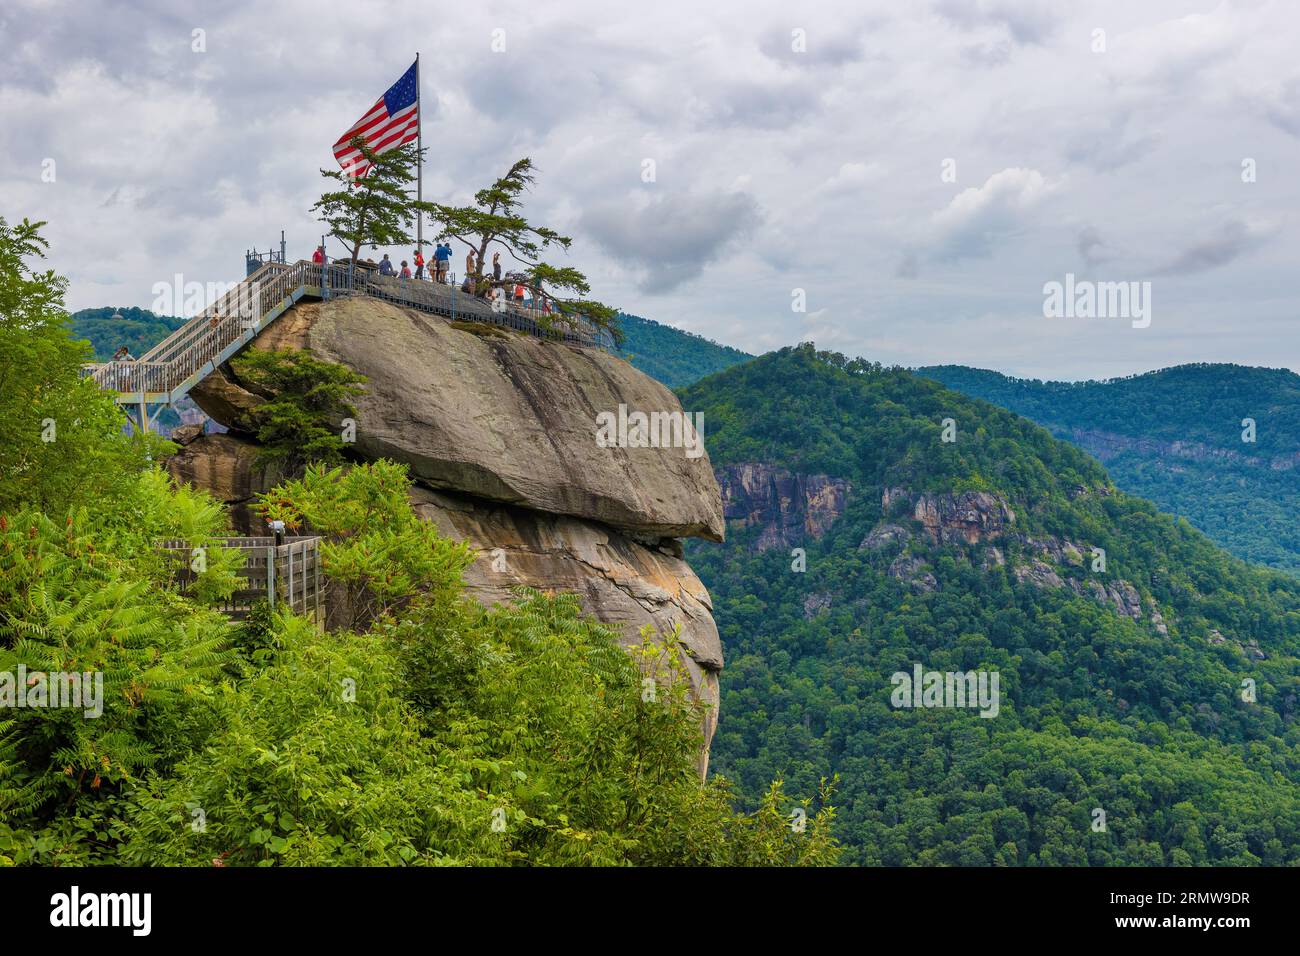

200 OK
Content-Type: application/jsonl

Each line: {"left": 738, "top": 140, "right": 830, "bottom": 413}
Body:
{"left": 415, "top": 52, "right": 423, "bottom": 265}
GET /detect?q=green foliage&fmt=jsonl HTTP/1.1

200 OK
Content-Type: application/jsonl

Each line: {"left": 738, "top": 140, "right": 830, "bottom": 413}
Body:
{"left": 120, "top": 591, "right": 837, "bottom": 866}
{"left": 615, "top": 313, "right": 752, "bottom": 388}
{"left": 257, "top": 460, "right": 472, "bottom": 632}
{"left": 229, "top": 348, "right": 366, "bottom": 472}
{"left": 312, "top": 138, "right": 436, "bottom": 263}
{"left": 0, "top": 483, "right": 238, "bottom": 859}
{"left": 686, "top": 345, "right": 1300, "bottom": 865}
{"left": 920, "top": 363, "right": 1300, "bottom": 573}
{"left": 1, "top": 219, "right": 836, "bottom": 868}
{"left": 231, "top": 600, "right": 280, "bottom": 666}
{"left": 425, "top": 157, "right": 621, "bottom": 343}
{"left": 0, "top": 218, "right": 163, "bottom": 515}
{"left": 116, "top": 471, "right": 247, "bottom": 609}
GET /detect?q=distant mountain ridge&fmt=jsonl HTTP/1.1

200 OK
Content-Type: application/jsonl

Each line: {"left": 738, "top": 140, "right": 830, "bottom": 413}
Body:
{"left": 69, "top": 306, "right": 186, "bottom": 361}
{"left": 682, "top": 345, "right": 1300, "bottom": 865}
{"left": 918, "top": 363, "right": 1300, "bottom": 573}
{"left": 615, "top": 313, "right": 752, "bottom": 388}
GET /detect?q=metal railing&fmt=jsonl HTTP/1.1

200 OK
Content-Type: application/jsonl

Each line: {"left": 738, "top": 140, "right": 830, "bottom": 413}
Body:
{"left": 85, "top": 259, "right": 607, "bottom": 401}
{"left": 159, "top": 535, "right": 323, "bottom": 622}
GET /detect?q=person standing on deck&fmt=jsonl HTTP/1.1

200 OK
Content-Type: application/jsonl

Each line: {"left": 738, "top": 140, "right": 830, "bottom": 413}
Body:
{"left": 465, "top": 250, "right": 477, "bottom": 293}
{"left": 112, "top": 345, "right": 136, "bottom": 389}
{"left": 413, "top": 248, "right": 425, "bottom": 279}
{"left": 434, "top": 242, "right": 451, "bottom": 283}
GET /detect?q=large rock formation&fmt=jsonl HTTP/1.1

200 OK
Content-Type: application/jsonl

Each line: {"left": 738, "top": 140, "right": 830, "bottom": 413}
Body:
{"left": 886, "top": 488, "right": 1015, "bottom": 546}
{"left": 192, "top": 298, "right": 723, "bottom": 542}
{"left": 167, "top": 432, "right": 284, "bottom": 533}
{"left": 172, "top": 295, "right": 726, "bottom": 764}
{"left": 409, "top": 484, "right": 722, "bottom": 759}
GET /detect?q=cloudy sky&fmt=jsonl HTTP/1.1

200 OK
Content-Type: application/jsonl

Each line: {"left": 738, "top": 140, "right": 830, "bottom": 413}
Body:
{"left": 3, "top": 0, "right": 1298, "bottom": 379}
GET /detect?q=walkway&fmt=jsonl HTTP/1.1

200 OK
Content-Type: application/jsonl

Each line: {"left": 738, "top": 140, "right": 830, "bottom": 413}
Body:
{"left": 85, "top": 259, "right": 606, "bottom": 422}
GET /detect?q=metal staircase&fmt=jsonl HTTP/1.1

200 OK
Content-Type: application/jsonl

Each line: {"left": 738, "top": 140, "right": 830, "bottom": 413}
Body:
{"left": 86, "top": 259, "right": 605, "bottom": 431}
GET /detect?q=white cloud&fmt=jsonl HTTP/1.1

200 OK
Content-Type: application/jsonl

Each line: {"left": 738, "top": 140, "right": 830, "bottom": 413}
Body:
{"left": 0, "top": 0, "right": 1297, "bottom": 378}
{"left": 927, "top": 167, "right": 1058, "bottom": 261}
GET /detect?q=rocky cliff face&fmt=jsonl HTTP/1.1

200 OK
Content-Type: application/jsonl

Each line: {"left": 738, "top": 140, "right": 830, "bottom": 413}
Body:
{"left": 193, "top": 298, "right": 723, "bottom": 542}
{"left": 716, "top": 463, "right": 851, "bottom": 552}
{"left": 167, "top": 432, "right": 282, "bottom": 533}
{"left": 909, "top": 489, "right": 1014, "bottom": 545}
{"left": 168, "top": 295, "right": 726, "bottom": 766}
{"left": 864, "top": 487, "right": 1170, "bottom": 634}
{"left": 408, "top": 484, "right": 722, "bottom": 753}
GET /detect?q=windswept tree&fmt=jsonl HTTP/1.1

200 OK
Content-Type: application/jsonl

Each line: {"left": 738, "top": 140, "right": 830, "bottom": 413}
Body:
{"left": 427, "top": 157, "right": 621, "bottom": 344}
{"left": 311, "top": 137, "right": 435, "bottom": 264}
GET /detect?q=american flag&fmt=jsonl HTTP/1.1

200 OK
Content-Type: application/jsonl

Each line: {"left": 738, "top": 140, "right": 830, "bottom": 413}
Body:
{"left": 332, "top": 60, "right": 419, "bottom": 178}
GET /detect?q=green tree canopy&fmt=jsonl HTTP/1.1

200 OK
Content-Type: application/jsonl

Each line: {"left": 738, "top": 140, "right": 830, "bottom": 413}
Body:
{"left": 311, "top": 138, "right": 435, "bottom": 264}
{"left": 0, "top": 217, "right": 159, "bottom": 515}
{"left": 426, "top": 157, "right": 621, "bottom": 343}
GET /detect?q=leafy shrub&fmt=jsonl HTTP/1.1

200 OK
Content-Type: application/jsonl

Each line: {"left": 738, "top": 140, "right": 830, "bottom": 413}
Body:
{"left": 257, "top": 459, "right": 473, "bottom": 631}
{"left": 229, "top": 348, "right": 366, "bottom": 471}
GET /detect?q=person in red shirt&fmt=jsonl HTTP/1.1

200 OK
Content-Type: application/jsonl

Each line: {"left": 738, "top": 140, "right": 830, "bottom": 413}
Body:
{"left": 312, "top": 245, "right": 325, "bottom": 264}
{"left": 399, "top": 260, "right": 412, "bottom": 279}
{"left": 413, "top": 248, "right": 425, "bottom": 279}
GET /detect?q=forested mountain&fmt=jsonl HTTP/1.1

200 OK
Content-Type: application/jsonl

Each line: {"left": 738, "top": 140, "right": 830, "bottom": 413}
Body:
{"left": 682, "top": 345, "right": 1300, "bottom": 865}
{"left": 919, "top": 364, "right": 1300, "bottom": 574}
{"left": 615, "top": 313, "right": 752, "bottom": 387}
{"left": 70, "top": 306, "right": 186, "bottom": 361}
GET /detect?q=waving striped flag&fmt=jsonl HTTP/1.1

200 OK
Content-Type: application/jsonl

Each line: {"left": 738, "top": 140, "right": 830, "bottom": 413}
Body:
{"left": 332, "top": 60, "right": 419, "bottom": 178}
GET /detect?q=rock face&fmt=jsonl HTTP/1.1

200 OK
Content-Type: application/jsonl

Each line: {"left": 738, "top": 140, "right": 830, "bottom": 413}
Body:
{"left": 881, "top": 487, "right": 1014, "bottom": 545}
{"left": 912, "top": 491, "right": 1015, "bottom": 545}
{"left": 169, "top": 423, "right": 205, "bottom": 446}
{"left": 166, "top": 433, "right": 284, "bottom": 534}
{"left": 716, "top": 463, "right": 851, "bottom": 552}
{"left": 192, "top": 298, "right": 724, "bottom": 542}
{"left": 859, "top": 523, "right": 910, "bottom": 551}
{"left": 409, "top": 485, "right": 723, "bottom": 774}
{"left": 802, "top": 592, "right": 832, "bottom": 618}
{"left": 889, "top": 555, "right": 937, "bottom": 592}
{"left": 170, "top": 296, "right": 727, "bottom": 765}
{"left": 864, "top": 485, "right": 1171, "bottom": 634}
